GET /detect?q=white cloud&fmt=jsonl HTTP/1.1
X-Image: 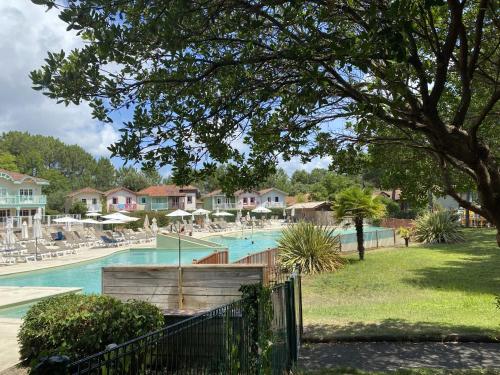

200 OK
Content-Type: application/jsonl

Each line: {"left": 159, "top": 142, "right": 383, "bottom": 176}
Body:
{"left": 0, "top": 2, "right": 119, "bottom": 157}
{"left": 279, "top": 156, "right": 332, "bottom": 175}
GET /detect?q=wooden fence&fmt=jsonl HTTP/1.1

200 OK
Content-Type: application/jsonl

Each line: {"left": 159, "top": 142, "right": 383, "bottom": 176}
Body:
{"left": 102, "top": 264, "right": 266, "bottom": 311}
{"left": 380, "top": 218, "right": 415, "bottom": 229}
{"left": 234, "top": 248, "right": 278, "bottom": 266}
{"left": 192, "top": 250, "right": 229, "bottom": 264}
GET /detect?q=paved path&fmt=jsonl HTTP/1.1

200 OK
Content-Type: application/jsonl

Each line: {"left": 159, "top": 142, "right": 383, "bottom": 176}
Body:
{"left": 0, "top": 286, "right": 81, "bottom": 309}
{"left": 299, "top": 342, "right": 500, "bottom": 371}
{"left": 0, "top": 241, "right": 154, "bottom": 277}
{"left": 0, "top": 319, "right": 22, "bottom": 373}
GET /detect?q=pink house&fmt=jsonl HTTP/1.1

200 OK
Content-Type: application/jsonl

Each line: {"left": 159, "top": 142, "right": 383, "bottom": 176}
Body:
{"left": 104, "top": 187, "right": 140, "bottom": 212}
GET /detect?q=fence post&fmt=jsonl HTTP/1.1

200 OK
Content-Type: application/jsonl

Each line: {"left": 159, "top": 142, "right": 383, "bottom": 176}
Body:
{"left": 285, "top": 280, "right": 297, "bottom": 366}
{"left": 375, "top": 230, "right": 379, "bottom": 248}
{"left": 393, "top": 229, "right": 396, "bottom": 245}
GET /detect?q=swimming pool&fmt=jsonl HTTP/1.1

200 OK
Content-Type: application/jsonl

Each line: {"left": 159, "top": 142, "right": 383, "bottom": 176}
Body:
{"left": 0, "top": 231, "right": 282, "bottom": 294}
{"left": 0, "top": 226, "right": 391, "bottom": 317}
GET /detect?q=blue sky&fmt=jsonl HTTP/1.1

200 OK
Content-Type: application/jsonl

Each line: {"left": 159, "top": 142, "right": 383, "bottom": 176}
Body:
{"left": 0, "top": 2, "right": 332, "bottom": 177}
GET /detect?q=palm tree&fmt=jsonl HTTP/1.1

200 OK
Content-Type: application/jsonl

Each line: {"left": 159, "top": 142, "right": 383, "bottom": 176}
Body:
{"left": 332, "top": 187, "right": 386, "bottom": 260}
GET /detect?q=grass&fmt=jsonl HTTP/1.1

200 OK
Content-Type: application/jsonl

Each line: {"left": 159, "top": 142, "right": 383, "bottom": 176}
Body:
{"left": 296, "top": 369, "right": 500, "bottom": 375}
{"left": 301, "top": 228, "right": 500, "bottom": 341}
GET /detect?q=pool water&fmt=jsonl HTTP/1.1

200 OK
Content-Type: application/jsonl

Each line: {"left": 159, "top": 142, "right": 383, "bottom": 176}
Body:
{"left": 0, "top": 231, "right": 282, "bottom": 295}
{"left": 0, "top": 227, "right": 390, "bottom": 317}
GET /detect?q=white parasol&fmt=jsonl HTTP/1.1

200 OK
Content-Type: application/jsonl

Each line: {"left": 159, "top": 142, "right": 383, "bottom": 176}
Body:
{"left": 21, "top": 221, "right": 29, "bottom": 240}
{"left": 102, "top": 212, "right": 139, "bottom": 222}
{"left": 151, "top": 218, "right": 158, "bottom": 234}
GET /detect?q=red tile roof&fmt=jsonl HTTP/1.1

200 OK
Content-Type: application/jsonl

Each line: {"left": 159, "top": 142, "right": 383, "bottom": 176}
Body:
{"left": 66, "top": 187, "right": 104, "bottom": 197}
{"left": 104, "top": 187, "right": 137, "bottom": 196}
{"left": 202, "top": 189, "right": 224, "bottom": 198}
{"left": 136, "top": 185, "right": 192, "bottom": 197}
{"left": 258, "top": 187, "right": 287, "bottom": 195}
{"left": 0, "top": 168, "right": 49, "bottom": 185}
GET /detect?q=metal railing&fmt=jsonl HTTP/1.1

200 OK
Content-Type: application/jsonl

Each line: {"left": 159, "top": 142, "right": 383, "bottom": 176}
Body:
{"left": 150, "top": 202, "right": 169, "bottom": 210}
{"left": 263, "top": 202, "right": 285, "bottom": 208}
{"left": 0, "top": 194, "right": 47, "bottom": 206}
{"left": 108, "top": 203, "right": 137, "bottom": 212}
{"left": 65, "top": 274, "right": 301, "bottom": 375}
{"left": 192, "top": 250, "right": 229, "bottom": 264}
{"left": 0, "top": 214, "right": 81, "bottom": 228}
{"left": 214, "top": 202, "right": 238, "bottom": 209}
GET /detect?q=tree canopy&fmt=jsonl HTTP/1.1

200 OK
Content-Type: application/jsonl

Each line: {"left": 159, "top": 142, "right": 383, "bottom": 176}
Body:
{"left": 30, "top": 0, "right": 500, "bottom": 242}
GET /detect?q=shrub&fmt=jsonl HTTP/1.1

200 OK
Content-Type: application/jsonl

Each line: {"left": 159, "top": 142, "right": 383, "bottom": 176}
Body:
{"left": 68, "top": 201, "right": 87, "bottom": 216}
{"left": 277, "top": 221, "right": 345, "bottom": 274}
{"left": 413, "top": 210, "right": 465, "bottom": 244}
{"left": 18, "top": 294, "right": 164, "bottom": 369}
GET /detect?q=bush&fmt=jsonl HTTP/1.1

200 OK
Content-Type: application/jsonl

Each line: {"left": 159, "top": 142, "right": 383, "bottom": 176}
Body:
{"left": 18, "top": 294, "right": 164, "bottom": 369}
{"left": 413, "top": 210, "right": 465, "bottom": 244}
{"left": 68, "top": 201, "right": 87, "bottom": 216}
{"left": 277, "top": 221, "right": 345, "bottom": 274}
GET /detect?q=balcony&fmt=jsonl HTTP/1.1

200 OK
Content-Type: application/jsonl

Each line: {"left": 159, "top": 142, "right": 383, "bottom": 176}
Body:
{"left": 214, "top": 202, "right": 237, "bottom": 210}
{"left": 263, "top": 202, "right": 285, "bottom": 208}
{"left": 0, "top": 195, "right": 47, "bottom": 207}
{"left": 151, "top": 202, "right": 169, "bottom": 211}
{"left": 169, "top": 201, "right": 185, "bottom": 210}
{"left": 86, "top": 203, "right": 102, "bottom": 212}
{"left": 108, "top": 203, "right": 138, "bottom": 212}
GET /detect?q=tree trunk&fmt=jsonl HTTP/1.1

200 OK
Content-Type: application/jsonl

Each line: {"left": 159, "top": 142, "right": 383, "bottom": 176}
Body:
{"left": 354, "top": 217, "right": 365, "bottom": 260}
{"left": 404, "top": 238, "right": 409, "bottom": 247}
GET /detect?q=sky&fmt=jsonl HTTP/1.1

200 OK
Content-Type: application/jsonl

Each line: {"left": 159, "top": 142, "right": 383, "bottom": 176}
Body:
{"left": 0, "top": 1, "right": 331, "bottom": 177}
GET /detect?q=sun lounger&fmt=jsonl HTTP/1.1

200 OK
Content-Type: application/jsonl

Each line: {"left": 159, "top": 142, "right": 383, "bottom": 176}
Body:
{"left": 100, "top": 235, "right": 119, "bottom": 247}
{"left": 0, "top": 256, "right": 16, "bottom": 265}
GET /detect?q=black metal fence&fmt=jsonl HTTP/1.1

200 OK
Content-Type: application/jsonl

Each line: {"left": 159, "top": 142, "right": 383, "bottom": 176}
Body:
{"left": 64, "top": 274, "right": 301, "bottom": 375}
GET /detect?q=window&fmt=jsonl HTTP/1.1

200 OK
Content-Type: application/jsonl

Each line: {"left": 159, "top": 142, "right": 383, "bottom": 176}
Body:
{"left": 0, "top": 210, "right": 8, "bottom": 218}
{"left": 217, "top": 197, "right": 222, "bottom": 204}
{"left": 275, "top": 196, "right": 279, "bottom": 202}
{"left": 187, "top": 196, "right": 192, "bottom": 203}
{"left": 126, "top": 197, "right": 132, "bottom": 204}
{"left": 141, "top": 197, "right": 146, "bottom": 204}
{"left": 250, "top": 197, "right": 255, "bottom": 203}
{"left": 92, "top": 198, "right": 97, "bottom": 204}
{"left": 267, "top": 197, "right": 271, "bottom": 202}
{"left": 243, "top": 197, "right": 248, "bottom": 204}
{"left": 20, "top": 209, "right": 30, "bottom": 216}
{"left": 112, "top": 197, "right": 118, "bottom": 204}
{"left": 0, "top": 189, "right": 6, "bottom": 197}
{"left": 19, "top": 189, "right": 33, "bottom": 196}
{"left": 81, "top": 198, "right": 87, "bottom": 204}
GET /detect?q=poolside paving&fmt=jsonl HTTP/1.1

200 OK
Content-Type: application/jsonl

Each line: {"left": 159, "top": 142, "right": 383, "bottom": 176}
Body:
{"left": 0, "top": 286, "right": 82, "bottom": 309}
{"left": 0, "top": 242, "right": 154, "bottom": 277}
{"left": 0, "top": 318, "right": 22, "bottom": 373}
{"left": 299, "top": 342, "right": 500, "bottom": 371}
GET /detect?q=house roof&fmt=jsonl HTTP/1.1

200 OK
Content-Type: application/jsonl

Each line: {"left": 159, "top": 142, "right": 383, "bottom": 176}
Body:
{"left": 258, "top": 187, "right": 288, "bottom": 196}
{"left": 286, "top": 201, "right": 330, "bottom": 210}
{"left": 136, "top": 185, "right": 186, "bottom": 197}
{"left": 66, "top": 187, "right": 104, "bottom": 198}
{"left": 104, "top": 187, "right": 137, "bottom": 196}
{"left": 0, "top": 168, "right": 49, "bottom": 185}
{"left": 203, "top": 189, "right": 224, "bottom": 198}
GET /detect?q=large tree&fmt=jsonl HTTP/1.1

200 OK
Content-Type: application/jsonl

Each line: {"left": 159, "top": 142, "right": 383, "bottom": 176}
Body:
{"left": 30, "top": 0, "right": 500, "bottom": 244}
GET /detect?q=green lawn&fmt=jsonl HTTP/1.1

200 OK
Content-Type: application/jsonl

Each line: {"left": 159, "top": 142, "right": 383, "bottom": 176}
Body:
{"left": 302, "top": 229, "right": 500, "bottom": 341}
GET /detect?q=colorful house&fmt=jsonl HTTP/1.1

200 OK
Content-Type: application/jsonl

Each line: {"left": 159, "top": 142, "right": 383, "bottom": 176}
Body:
{"left": 105, "top": 187, "right": 140, "bottom": 212}
{"left": 136, "top": 185, "right": 198, "bottom": 211}
{"left": 65, "top": 187, "right": 103, "bottom": 213}
{"left": 203, "top": 188, "right": 287, "bottom": 210}
{"left": 0, "top": 168, "right": 49, "bottom": 218}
